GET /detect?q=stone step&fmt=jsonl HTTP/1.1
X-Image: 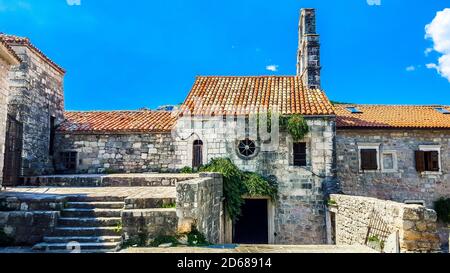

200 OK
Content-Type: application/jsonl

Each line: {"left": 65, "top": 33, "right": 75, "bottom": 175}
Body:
{"left": 52, "top": 227, "right": 120, "bottom": 237}
{"left": 66, "top": 195, "right": 126, "bottom": 203}
{"left": 66, "top": 202, "right": 124, "bottom": 209}
{"left": 58, "top": 217, "right": 122, "bottom": 227}
{"left": 43, "top": 236, "right": 122, "bottom": 244}
{"left": 61, "top": 208, "right": 122, "bottom": 218}
{"left": 33, "top": 242, "right": 120, "bottom": 252}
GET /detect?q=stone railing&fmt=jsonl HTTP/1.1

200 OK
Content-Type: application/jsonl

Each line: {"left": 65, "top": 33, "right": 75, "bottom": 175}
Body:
{"left": 329, "top": 194, "right": 441, "bottom": 253}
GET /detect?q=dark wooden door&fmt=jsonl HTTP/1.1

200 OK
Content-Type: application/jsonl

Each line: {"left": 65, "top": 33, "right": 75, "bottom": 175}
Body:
{"left": 192, "top": 140, "right": 203, "bottom": 169}
{"left": 3, "top": 116, "right": 23, "bottom": 187}
{"left": 233, "top": 199, "right": 269, "bottom": 244}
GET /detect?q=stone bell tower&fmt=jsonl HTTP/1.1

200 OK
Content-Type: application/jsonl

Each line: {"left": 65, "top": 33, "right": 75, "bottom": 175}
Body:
{"left": 297, "top": 8, "right": 321, "bottom": 89}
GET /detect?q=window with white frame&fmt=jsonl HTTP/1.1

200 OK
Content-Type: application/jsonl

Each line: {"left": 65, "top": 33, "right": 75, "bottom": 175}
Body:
{"left": 381, "top": 151, "right": 398, "bottom": 172}
{"left": 358, "top": 144, "right": 380, "bottom": 171}
{"left": 415, "top": 145, "right": 441, "bottom": 173}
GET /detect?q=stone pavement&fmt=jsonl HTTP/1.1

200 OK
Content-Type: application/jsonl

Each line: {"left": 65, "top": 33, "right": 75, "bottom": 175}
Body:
{"left": 0, "top": 186, "right": 176, "bottom": 199}
{"left": 120, "top": 244, "right": 378, "bottom": 253}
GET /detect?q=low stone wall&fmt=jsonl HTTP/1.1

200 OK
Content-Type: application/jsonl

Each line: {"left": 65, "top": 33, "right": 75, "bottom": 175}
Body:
{"left": 0, "top": 211, "right": 60, "bottom": 245}
{"left": 176, "top": 173, "right": 223, "bottom": 244}
{"left": 22, "top": 173, "right": 199, "bottom": 187}
{"left": 330, "top": 194, "right": 441, "bottom": 253}
{"left": 121, "top": 209, "right": 178, "bottom": 241}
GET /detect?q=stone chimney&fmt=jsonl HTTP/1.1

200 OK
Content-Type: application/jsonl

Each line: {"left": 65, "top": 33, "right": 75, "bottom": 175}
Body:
{"left": 297, "top": 8, "right": 321, "bottom": 89}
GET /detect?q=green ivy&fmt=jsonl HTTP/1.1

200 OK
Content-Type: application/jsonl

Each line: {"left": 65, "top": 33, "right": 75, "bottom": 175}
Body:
{"left": 286, "top": 114, "right": 310, "bottom": 141}
{"left": 192, "top": 158, "right": 279, "bottom": 221}
{"left": 434, "top": 198, "right": 450, "bottom": 224}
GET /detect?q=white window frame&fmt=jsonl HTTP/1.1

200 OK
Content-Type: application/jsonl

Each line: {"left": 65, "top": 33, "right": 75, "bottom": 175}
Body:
{"left": 418, "top": 145, "right": 442, "bottom": 174}
{"left": 357, "top": 143, "right": 381, "bottom": 172}
{"left": 381, "top": 150, "right": 398, "bottom": 173}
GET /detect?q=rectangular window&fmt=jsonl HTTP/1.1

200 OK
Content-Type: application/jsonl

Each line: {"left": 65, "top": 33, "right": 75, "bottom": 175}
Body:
{"left": 60, "top": 151, "right": 77, "bottom": 171}
{"left": 49, "top": 116, "right": 55, "bottom": 156}
{"left": 360, "top": 149, "right": 378, "bottom": 170}
{"left": 415, "top": 151, "right": 440, "bottom": 172}
{"left": 293, "top": 142, "right": 307, "bottom": 167}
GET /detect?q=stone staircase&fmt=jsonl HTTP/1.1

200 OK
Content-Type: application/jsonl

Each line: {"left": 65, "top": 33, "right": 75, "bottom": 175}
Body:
{"left": 33, "top": 196, "right": 125, "bottom": 253}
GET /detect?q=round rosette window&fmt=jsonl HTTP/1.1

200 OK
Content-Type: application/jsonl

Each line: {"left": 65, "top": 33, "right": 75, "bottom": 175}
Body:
{"left": 237, "top": 139, "right": 259, "bottom": 159}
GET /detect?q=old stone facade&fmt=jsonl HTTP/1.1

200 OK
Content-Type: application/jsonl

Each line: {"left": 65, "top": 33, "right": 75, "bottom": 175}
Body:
{"left": 173, "top": 116, "right": 336, "bottom": 244}
{"left": 330, "top": 194, "right": 441, "bottom": 253}
{"left": 4, "top": 38, "right": 65, "bottom": 176}
{"left": 0, "top": 42, "right": 20, "bottom": 188}
{"left": 336, "top": 129, "right": 450, "bottom": 207}
{"left": 54, "top": 132, "right": 175, "bottom": 174}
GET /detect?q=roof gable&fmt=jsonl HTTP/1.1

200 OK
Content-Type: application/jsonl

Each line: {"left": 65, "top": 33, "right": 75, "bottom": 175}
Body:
{"left": 180, "top": 76, "right": 335, "bottom": 116}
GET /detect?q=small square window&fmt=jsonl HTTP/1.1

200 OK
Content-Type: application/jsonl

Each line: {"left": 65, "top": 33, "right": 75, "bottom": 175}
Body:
{"left": 60, "top": 151, "right": 77, "bottom": 171}
{"left": 293, "top": 142, "right": 307, "bottom": 167}
{"left": 360, "top": 149, "right": 378, "bottom": 170}
{"left": 382, "top": 153, "right": 394, "bottom": 170}
{"left": 415, "top": 150, "right": 440, "bottom": 172}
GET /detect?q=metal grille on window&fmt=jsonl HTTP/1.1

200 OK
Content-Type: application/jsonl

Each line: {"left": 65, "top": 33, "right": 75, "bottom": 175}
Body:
{"left": 61, "top": 151, "right": 77, "bottom": 171}
{"left": 293, "top": 143, "right": 307, "bottom": 166}
{"left": 238, "top": 139, "right": 256, "bottom": 158}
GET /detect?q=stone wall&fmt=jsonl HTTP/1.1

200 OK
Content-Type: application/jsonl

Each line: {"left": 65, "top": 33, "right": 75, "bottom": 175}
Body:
{"left": 0, "top": 57, "right": 11, "bottom": 188}
{"left": 173, "top": 116, "right": 336, "bottom": 244}
{"left": 54, "top": 132, "right": 175, "bottom": 174}
{"left": 336, "top": 129, "right": 450, "bottom": 207}
{"left": 176, "top": 173, "right": 223, "bottom": 244}
{"left": 8, "top": 44, "right": 64, "bottom": 176}
{"left": 330, "top": 194, "right": 441, "bottom": 253}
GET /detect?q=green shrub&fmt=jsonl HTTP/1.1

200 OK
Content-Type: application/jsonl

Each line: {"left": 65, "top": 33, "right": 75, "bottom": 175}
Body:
{"left": 161, "top": 202, "right": 176, "bottom": 209}
{"left": 434, "top": 198, "right": 450, "bottom": 223}
{"left": 242, "top": 172, "right": 277, "bottom": 201}
{"left": 186, "top": 226, "right": 210, "bottom": 246}
{"left": 149, "top": 235, "right": 180, "bottom": 247}
{"left": 180, "top": 167, "right": 194, "bottom": 174}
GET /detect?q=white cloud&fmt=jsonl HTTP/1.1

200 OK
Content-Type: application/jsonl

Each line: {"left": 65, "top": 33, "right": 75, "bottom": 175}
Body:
{"left": 406, "top": 66, "right": 416, "bottom": 72}
{"left": 266, "top": 65, "right": 279, "bottom": 72}
{"left": 424, "top": 47, "right": 433, "bottom": 56}
{"left": 425, "top": 8, "right": 450, "bottom": 82}
{"left": 367, "top": 0, "right": 381, "bottom": 6}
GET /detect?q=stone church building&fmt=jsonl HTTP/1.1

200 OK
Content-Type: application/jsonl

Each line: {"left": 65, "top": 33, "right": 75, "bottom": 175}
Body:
{"left": 0, "top": 9, "right": 449, "bottom": 246}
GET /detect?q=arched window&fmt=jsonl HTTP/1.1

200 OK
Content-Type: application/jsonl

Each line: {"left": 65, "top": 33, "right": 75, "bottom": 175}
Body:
{"left": 192, "top": 140, "right": 203, "bottom": 168}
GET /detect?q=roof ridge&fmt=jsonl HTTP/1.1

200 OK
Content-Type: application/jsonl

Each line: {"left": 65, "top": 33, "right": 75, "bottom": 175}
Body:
{"left": 196, "top": 75, "right": 301, "bottom": 78}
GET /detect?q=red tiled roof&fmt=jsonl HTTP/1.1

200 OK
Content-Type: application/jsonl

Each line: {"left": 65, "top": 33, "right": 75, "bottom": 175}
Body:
{"left": 58, "top": 111, "right": 177, "bottom": 133}
{"left": 336, "top": 104, "right": 450, "bottom": 129}
{"left": 180, "top": 76, "right": 335, "bottom": 116}
{"left": 0, "top": 34, "right": 65, "bottom": 74}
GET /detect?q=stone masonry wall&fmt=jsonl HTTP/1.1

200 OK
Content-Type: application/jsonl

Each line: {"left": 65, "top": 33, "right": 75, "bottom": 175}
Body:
{"left": 336, "top": 129, "right": 450, "bottom": 207}
{"left": 8, "top": 45, "right": 64, "bottom": 176}
{"left": 0, "top": 57, "right": 11, "bottom": 188}
{"left": 330, "top": 194, "right": 441, "bottom": 253}
{"left": 176, "top": 173, "right": 223, "bottom": 244}
{"left": 173, "top": 116, "right": 336, "bottom": 244}
{"left": 54, "top": 132, "right": 175, "bottom": 174}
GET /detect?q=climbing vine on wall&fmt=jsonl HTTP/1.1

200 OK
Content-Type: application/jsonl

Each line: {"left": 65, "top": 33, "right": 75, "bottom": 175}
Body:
{"left": 285, "top": 114, "right": 310, "bottom": 141}
{"left": 182, "top": 158, "right": 278, "bottom": 221}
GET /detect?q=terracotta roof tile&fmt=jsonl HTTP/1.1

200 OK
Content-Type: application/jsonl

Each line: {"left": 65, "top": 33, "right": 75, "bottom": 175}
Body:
{"left": 0, "top": 34, "right": 65, "bottom": 74}
{"left": 181, "top": 76, "right": 335, "bottom": 116}
{"left": 58, "top": 111, "right": 177, "bottom": 133}
{"left": 336, "top": 105, "right": 450, "bottom": 129}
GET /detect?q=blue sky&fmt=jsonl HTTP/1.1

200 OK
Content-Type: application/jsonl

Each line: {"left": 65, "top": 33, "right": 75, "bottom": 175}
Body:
{"left": 0, "top": 0, "right": 449, "bottom": 110}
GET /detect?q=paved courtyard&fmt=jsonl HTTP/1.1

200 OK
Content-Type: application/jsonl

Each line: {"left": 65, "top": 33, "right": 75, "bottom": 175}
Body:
{"left": 120, "top": 245, "right": 378, "bottom": 253}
